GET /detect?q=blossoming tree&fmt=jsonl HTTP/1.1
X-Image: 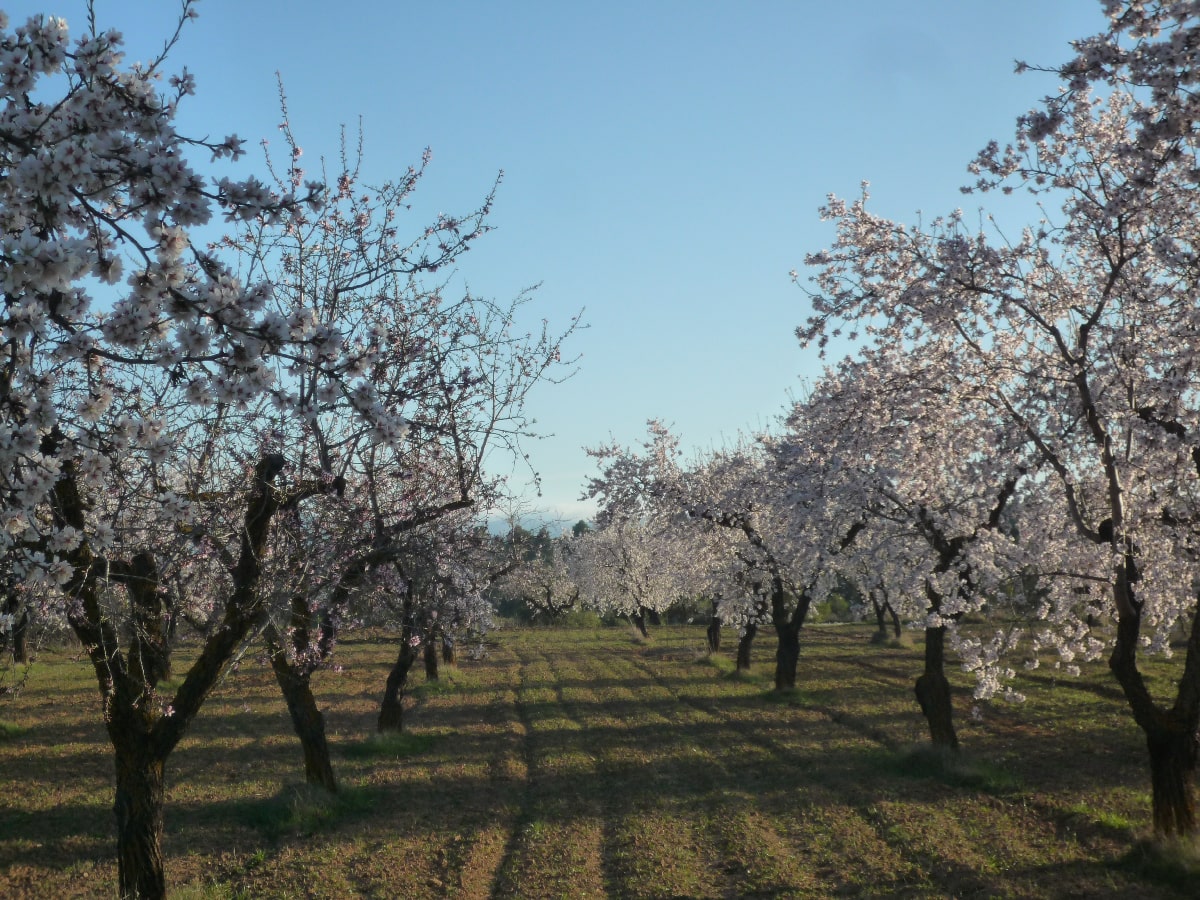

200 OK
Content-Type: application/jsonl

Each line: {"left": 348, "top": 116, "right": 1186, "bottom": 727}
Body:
{"left": 0, "top": 3, "right": 569, "bottom": 894}
{"left": 800, "top": 11, "right": 1200, "bottom": 827}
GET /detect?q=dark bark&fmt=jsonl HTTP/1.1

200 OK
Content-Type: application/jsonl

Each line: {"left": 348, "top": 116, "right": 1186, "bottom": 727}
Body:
{"left": 914, "top": 625, "right": 959, "bottom": 750}
{"left": 706, "top": 600, "right": 721, "bottom": 654}
{"left": 424, "top": 634, "right": 440, "bottom": 680}
{"left": 1109, "top": 576, "right": 1200, "bottom": 835}
{"left": 266, "top": 613, "right": 338, "bottom": 794}
{"left": 774, "top": 621, "right": 801, "bottom": 690}
{"left": 1146, "top": 724, "right": 1198, "bottom": 835}
{"left": 442, "top": 635, "right": 456, "bottom": 665}
{"left": 47, "top": 451, "right": 302, "bottom": 897}
{"left": 113, "top": 739, "right": 165, "bottom": 900}
{"left": 378, "top": 641, "right": 419, "bottom": 732}
{"left": 124, "top": 551, "right": 169, "bottom": 686}
{"left": 870, "top": 592, "right": 888, "bottom": 641}
{"left": 736, "top": 623, "right": 755, "bottom": 671}
{"left": 771, "top": 578, "right": 808, "bottom": 691}
{"left": 868, "top": 591, "right": 902, "bottom": 643}
{"left": 630, "top": 609, "right": 649, "bottom": 639}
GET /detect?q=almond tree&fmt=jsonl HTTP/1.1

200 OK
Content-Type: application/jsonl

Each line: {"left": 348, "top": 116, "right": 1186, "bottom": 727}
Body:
{"left": 0, "top": 3, "right": 546, "bottom": 894}
{"left": 497, "top": 535, "right": 581, "bottom": 621}
{"left": 586, "top": 423, "right": 863, "bottom": 686}
{"left": 212, "top": 119, "right": 573, "bottom": 788}
{"left": 801, "top": 42, "right": 1200, "bottom": 829}
{"left": 783, "top": 353, "right": 1029, "bottom": 749}
{"left": 372, "top": 509, "right": 518, "bottom": 732}
{"left": 568, "top": 514, "right": 694, "bottom": 636}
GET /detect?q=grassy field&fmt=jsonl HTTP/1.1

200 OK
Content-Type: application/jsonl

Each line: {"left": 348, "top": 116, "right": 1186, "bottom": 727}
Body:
{"left": 0, "top": 624, "right": 1196, "bottom": 898}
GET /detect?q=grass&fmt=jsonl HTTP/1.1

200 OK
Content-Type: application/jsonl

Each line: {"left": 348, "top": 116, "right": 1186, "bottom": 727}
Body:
{"left": 228, "top": 783, "right": 378, "bottom": 838}
{"left": 0, "top": 624, "right": 1195, "bottom": 898}
{"left": 342, "top": 729, "right": 437, "bottom": 759}
{"left": 887, "top": 743, "right": 1023, "bottom": 795}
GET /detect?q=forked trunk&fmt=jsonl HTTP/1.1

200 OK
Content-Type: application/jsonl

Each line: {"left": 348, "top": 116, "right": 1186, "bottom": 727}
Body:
{"left": 736, "top": 623, "right": 756, "bottom": 671}
{"left": 771, "top": 582, "right": 807, "bottom": 691}
{"left": 914, "top": 625, "right": 958, "bottom": 750}
{"left": 870, "top": 591, "right": 888, "bottom": 641}
{"left": 113, "top": 740, "right": 166, "bottom": 900}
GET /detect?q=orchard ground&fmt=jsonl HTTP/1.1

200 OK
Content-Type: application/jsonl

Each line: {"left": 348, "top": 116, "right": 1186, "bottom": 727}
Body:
{"left": 1, "top": 624, "right": 1196, "bottom": 899}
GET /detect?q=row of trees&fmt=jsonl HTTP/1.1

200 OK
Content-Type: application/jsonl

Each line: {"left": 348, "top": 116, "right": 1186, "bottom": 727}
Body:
{"left": 0, "top": 4, "right": 575, "bottom": 897}
{"left": 546, "top": 0, "right": 1200, "bottom": 845}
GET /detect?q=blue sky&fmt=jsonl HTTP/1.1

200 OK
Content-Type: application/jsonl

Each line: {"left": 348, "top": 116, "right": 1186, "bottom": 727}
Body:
{"left": 12, "top": 0, "right": 1101, "bottom": 525}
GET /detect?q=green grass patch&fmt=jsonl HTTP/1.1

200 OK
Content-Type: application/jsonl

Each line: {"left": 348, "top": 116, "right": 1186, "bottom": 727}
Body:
{"left": 410, "top": 667, "right": 481, "bottom": 699}
{"left": 0, "top": 719, "right": 24, "bottom": 740}
{"left": 1067, "top": 801, "right": 1137, "bottom": 831}
{"left": 760, "top": 686, "right": 809, "bottom": 705}
{"left": 231, "top": 783, "right": 376, "bottom": 838}
{"left": 887, "top": 743, "right": 1022, "bottom": 795}
{"left": 341, "top": 728, "right": 436, "bottom": 760}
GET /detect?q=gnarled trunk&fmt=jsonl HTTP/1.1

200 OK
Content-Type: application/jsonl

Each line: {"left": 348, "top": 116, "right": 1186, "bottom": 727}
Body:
{"left": 914, "top": 625, "right": 958, "bottom": 750}
{"left": 113, "top": 739, "right": 165, "bottom": 900}
{"left": 267, "top": 642, "right": 337, "bottom": 792}
{"left": 1146, "top": 723, "right": 1198, "bottom": 835}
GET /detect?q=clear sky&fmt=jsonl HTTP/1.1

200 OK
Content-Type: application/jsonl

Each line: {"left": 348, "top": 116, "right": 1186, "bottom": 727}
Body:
{"left": 10, "top": 0, "right": 1102, "bottom": 526}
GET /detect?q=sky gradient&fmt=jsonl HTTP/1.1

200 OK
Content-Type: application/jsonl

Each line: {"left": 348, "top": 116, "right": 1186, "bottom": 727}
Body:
{"left": 10, "top": 0, "right": 1103, "bottom": 525}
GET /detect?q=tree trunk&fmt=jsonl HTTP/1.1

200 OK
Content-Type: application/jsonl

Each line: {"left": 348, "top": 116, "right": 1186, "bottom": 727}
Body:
{"left": 706, "top": 601, "right": 722, "bottom": 654}
{"left": 378, "top": 643, "right": 419, "bottom": 732}
{"left": 888, "top": 603, "right": 901, "bottom": 639}
{"left": 870, "top": 592, "right": 889, "bottom": 642}
{"left": 8, "top": 605, "right": 29, "bottom": 665}
{"left": 442, "top": 635, "right": 456, "bottom": 665}
{"left": 914, "top": 625, "right": 958, "bottom": 750}
{"left": 424, "top": 635, "right": 440, "bottom": 681}
{"left": 774, "top": 622, "right": 800, "bottom": 690}
{"left": 267, "top": 643, "right": 338, "bottom": 793}
{"left": 113, "top": 741, "right": 166, "bottom": 900}
{"left": 1110, "top": 580, "right": 1200, "bottom": 836}
{"left": 771, "top": 581, "right": 807, "bottom": 691}
{"left": 1146, "top": 723, "right": 1198, "bottom": 835}
{"left": 126, "top": 551, "right": 169, "bottom": 686}
{"left": 736, "top": 623, "right": 756, "bottom": 671}
{"left": 630, "top": 610, "right": 649, "bottom": 639}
